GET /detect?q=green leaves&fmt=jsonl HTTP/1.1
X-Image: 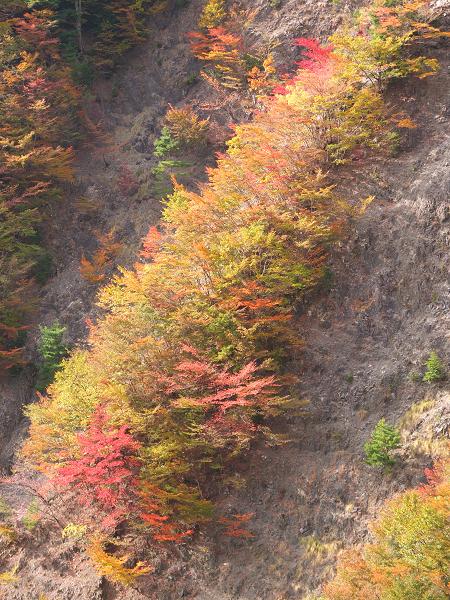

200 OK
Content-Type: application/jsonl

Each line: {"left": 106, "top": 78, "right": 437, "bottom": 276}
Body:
{"left": 364, "top": 418, "right": 401, "bottom": 468}
{"left": 154, "top": 126, "right": 180, "bottom": 158}
{"left": 36, "top": 321, "right": 68, "bottom": 392}
{"left": 423, "top": 352, "right": 446, "bottom": 383}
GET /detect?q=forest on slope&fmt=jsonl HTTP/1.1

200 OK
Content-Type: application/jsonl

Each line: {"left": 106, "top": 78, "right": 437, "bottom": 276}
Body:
{"left": 0, "top": 0, "right": 448, "bottom": 598}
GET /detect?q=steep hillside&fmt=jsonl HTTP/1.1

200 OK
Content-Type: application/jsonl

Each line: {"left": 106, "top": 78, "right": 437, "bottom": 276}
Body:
{"left": 0, "top": 1, "right": 448, "bottom": 599}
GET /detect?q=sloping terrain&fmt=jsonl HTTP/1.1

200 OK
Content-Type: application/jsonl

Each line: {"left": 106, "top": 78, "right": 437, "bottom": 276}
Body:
{"left": 0, "top": 1, "right": 448, "bottom": 599}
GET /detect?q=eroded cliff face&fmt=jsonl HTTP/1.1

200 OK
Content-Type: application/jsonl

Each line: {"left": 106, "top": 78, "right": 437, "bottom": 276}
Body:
{"left": 0, "top": 1, "right": 448, "bottom": 598}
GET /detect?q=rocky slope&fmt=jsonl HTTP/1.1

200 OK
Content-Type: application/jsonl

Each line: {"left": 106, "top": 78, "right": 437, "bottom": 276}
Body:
{"left": 0, "top": 1, "right": 448, "bottom": 598}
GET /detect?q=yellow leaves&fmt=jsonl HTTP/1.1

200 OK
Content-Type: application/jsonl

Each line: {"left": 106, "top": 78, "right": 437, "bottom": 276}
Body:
{"left": 0, "top": 4, "right": 80, "bottom": 375}
{"left": 148, "top": 0, "right": 169, "bottom": 15}
{"left": 61, "top": 523, "right": 87, "bottom": 540}
{"left": 22, "top": 351, "right": 101, "bottom": 469}
{"left": 2, "top": 69, "right": 19, "bottom": 86}
{"left": 248, "top": 52, "right": 277, "bottom": 96}
{"left": 36, "top": 146, "right": 75, "bottom": 181}
{"left": 198, "top": 0, "right": 227, "bottom": 30}
{"left": 17, "top": 51, "right": 36, "bottom": 72}
{"left": 0, "top": 565, "right": 18, "bottom": 585}
{"left": 165, "top": 105, "right": 209, "bottom": 148}
{"left": 0, "top": 524, "right": 16, "bottom": 542}
{"left": 22, "top": 0, "right": 443, "bottom": 547}
{"left": 87, "top": 537, "right": 152, "bottom": 585}
{"left": 324, "top": 457, "right": 450, "bottom": 600}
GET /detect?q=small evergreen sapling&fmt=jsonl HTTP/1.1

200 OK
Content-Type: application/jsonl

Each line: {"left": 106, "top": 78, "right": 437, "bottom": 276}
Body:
{"left": 36, "top": 322, "right": 68, "bottom": 392}
{"left": 422, "top": 352, "right": 445, "bottom": 383}
{"left": 153, "top": 127, "right": 179, "bottom": 158}
{"left": 364, "top": 418, "right": 401, "bottom": 468}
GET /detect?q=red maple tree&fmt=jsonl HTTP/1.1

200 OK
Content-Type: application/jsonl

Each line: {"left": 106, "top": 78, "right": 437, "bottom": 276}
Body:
{"left": 55, "top": 405, "right": 141, "bottom": 529}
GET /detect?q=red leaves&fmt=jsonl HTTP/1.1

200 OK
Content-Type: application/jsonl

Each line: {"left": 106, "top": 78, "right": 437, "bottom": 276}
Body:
{"left": 295, "top": 37, "right": 334, "bottom": 72}
{"left": 161, "top": 346, "right": 278, "bottom": 433}
{"left": 55, "top": 406, "right": 141, "bottom": 529}
{"left": 117, "top": 165, "right": 139, "bottom": 197}
{"left": 271, "top": 38, "right": 336, "bottom": 97}
{"left": 14, "top": 11, "right": 60, "bottom": 60}
{"left": 419, "top": 459, "right": 448, "bottom": 496}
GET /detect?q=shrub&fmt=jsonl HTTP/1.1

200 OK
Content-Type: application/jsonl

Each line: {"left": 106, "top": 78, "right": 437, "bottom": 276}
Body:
{"left": 0, "top": 10, "right": 78, "bottom": 374}
{"left": 61, "top": 523, "right": 87, "bottom": 540}
{"left": 22, "top": 499, "right": 40, "bottom": 531}
{"left": 87, "top": 537, "right": 152, "bottom": 585}
{"left": 188, "top": 27, "right": 247, "bottom": 89}
{"left": 423, "top": 351, "right": 445, "bottom": 383}
{"left": 198, "top": 0, "right": 227, "bottom": 29}
{"left": 364, "top": 418, "right": 401, "bottom": 468}
{"left": 0, "top": 524, "right": 16, "bottom": 542}
{"left": 36, "top": 322, "right": 68, "bottom": 393}
{"left": 0, "top": 496, "right": 11, "bottom": 519}
{"left": 80, "top": 229, "right": 122, "bottom": 284}
{"left": 165, "top": 106, "right": 209, "bottom": 149}
{"left": 323, "top": 460, "right": 450, "bottom": 600}
{"left": 0, "top": 565, "right": 18, "bottom": 585}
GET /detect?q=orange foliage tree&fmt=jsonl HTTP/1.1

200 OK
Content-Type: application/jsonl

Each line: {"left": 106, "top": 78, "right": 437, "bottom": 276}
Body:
{"left": 80, "top": 229, "right": 123, "bottom": 284}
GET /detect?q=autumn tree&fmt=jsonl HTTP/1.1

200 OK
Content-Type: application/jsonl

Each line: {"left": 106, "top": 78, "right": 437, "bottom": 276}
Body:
{"left": 0, "top": 9, "right": 78, "bottom": 372}
{"left": 54, "top": 405, "right": 142, "bottom": 529}
{"left": 324, "top": 459, "right": 450, "bottom": 600}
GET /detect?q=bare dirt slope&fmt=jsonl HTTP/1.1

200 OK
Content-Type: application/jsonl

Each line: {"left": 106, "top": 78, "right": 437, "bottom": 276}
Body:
{"left": 0, "top": 1, "right": 448, "bottom": 598}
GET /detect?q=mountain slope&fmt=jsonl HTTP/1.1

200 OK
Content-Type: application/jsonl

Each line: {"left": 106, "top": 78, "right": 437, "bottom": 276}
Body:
{"left": 0, "top": 1, "right": 448, "bottom": 599}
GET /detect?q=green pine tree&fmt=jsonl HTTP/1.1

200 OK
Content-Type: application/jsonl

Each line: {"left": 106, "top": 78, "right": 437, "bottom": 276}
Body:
{"left": 422, "top": 352, "right": 445, "bottom": 383}
{"left": 364, "top": 418, "right": 401, "bottom": 468}
{"left": 36, "top": 322, "right": 68, "bottom": 392}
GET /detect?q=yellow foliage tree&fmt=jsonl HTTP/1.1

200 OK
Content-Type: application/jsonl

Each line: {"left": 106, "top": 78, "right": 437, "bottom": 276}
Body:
{"left": 198, "top": 0, "right": 227, "bottom": 29}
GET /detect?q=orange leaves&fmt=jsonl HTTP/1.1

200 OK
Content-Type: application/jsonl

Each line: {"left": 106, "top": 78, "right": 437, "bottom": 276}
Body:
{"left": 220, "top": 512, "right": 254, "bottom": 538}
{"left": 138, "top": 482, "right": 207, "bottom": 542}
{"left": 247, "top": 53, "right": 277, "bottom": 96}
{"left": 0, "top": 347, "right": 26, "bottom": 372}
{"left": 165, "top": 105, "right": 209, "bottom": 149}
{"left": 188, "top": 27, "right": 246, "bottom": 89}
{"left": 395, "top": 117, "right": 417, "bottom": 129}
{"left": 80, "top": 229, "right": 123, "bottom": 284}
{"left": 21, "top": 0, "right": 443, "bottom": 559}
{"left": 14, "top": 10, "right": 60, "bottom": 61}
{"left": 142, "top": 510, "right": 194, "bottom": 543}
{"left": 140, "top": 226, "right": 163, "bottom": 261}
